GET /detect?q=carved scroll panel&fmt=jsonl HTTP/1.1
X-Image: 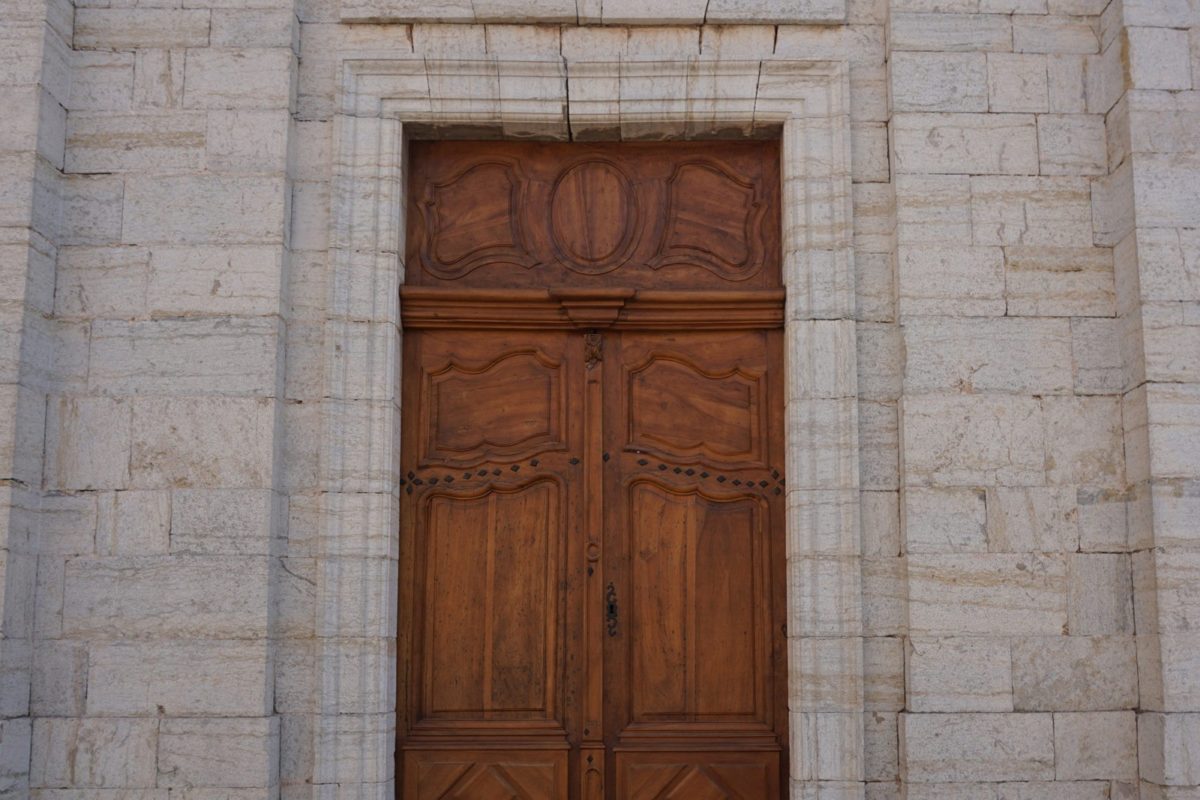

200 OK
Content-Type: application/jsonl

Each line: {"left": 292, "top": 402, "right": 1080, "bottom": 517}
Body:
{"left": 407, "top": 141, "right": 781, "bottom": 290}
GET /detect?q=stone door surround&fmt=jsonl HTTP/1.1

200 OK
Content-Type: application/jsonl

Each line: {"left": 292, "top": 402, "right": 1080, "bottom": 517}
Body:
{"left": 321, "top": 55, "right": 864, "bottom": 796}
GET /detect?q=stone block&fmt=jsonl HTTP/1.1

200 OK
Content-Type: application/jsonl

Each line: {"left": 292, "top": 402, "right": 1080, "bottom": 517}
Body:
{"left": 315, "top": 556, "right": 395, "bottom": 639}
{"left": 997, "top": 783, "right": 1120, "bottom": 799}
{"left": 1054, "top": 711, "right": 1136, "bottom": 780}
{"left": 987, "top": 53, "right": 1048, "bottom": 112}
{"left": 901, "top": 713, "right": 1054, "bottom": 781}
{"left": 87, "top": 640, "right": 270, "bottom": 716}
{"left": 1012, "top": 15, "right": 1098, "bottom": 54}
{"left": 971, "top": 176, "right": 1093, "bottom": 247}
{"left": 784, "top": 398, "right": 858, "bottom": 490}
{"left": 863, "top": 636, "right": 904, "bottom": 711}
{"left": 63, "top": 555, "right": 269, "bottom": 638}
{"left": 1043, "top": 396, "right": 1124, "bottom": 487}
{"left": 904, "top": 488, "right": 987, "bottom": 554}
{"left": 170, "top": 488, "right": 275, "bottom": 554}
{"left": 853, "top": 182, "right": 895, "bottom": 254}
{"left": 1140, "top": 713, "right": 1200, "bottom": 786}
{"left": 1134, "top": 228, "right": 1200, "bottom": 305}
{"left": 133, "top": 49, "right": 185, "bottom": 109}
{"left": 30, "top": 717, "right": 157, "bottom": 789}
{"left": 987, "top": 487, "right": 1079, "bottom": 553}
{"left": 860, "top": 491, "right": 900, "bottom": 558}
{"left": 699, "top": 25, "right": 776, "bottom": 57}
{"left": 1070, "top": 317, "right": 1123, "bottom": 395}
{"left": 0, "top": 717, "right": 30, "bottom": 793}
{"left": 706, "top": 0, "right": 846, "bottom": 23}
{"left": 600, "top": 0, "right": 700, "bottom": 21}
{"left": 183, "top": 48, "right": 294, "bottom": 109}
{"left": 123, "top": 176, "right": 287, "bottom": 245}
{"left": 897, "top": 245, "right": 1005, "bottom": 316}
{"left": 862, "top": 556, "right": 908, "bottom": 637}
{"left": 791, "top": 637, "right": 864, "bottom": 712}
{"left": 1069, "top": 553, "right": 1133, "bottom": 635}
{"left": 1011, "top": 635, "right": 1137, "bottom": 711}
{"left": 54, "top": 246, "right": 150, "bottom": 319}
{"left": 1121, "top": 0, "right": 1199, "bottom": 26}
{"left": 146, "top": 245, "right": 282, "bottom": 316}
{"left": 0, "top": 236, "right": 54, "bottom": 318}
{"left": 788, "top": 556, "right": 863, "bottom": 637}
{"left": 1085, "top": 39, "right": 1124, "bottom": 115}
{"left": 313, "top": 638, "right": 395, "bottom": 716}
{"left": 906, "top": 785, "right": 996, "bottom": 800}
{"left": 69, "top": 51, "right": 134, "bottom": 112}
{"left": 903, "top": 317, "right": 1072, "bottom": 395}
{"left": 890, "top": 52, "right": 986, "bottom": 112}
{"left": 30, "top": 641, "right": 87, "bottom": 717}
{"left": 788, "top": 490, "right": 862, "bottom": 557}
{"left": 211, "top": 9, "right": 296, "bottom": 47}
{"left": 1133, "top": 154, "right": 1200, "bottom": 229}
{"left": 902, "top": 395, "right": 1044, "bottom": 487}
{"left": 1077, "top": 487, "right": 1127, "bottom": 552}
{"left": 341, "top": 0, "right": 472, "bottom": 21}
{"left": 852, "top": 123, "right": 889, "bottom": 182}
{"left": 65, "top": 112, "right": 206, "bottom": 174}
{"left": 1145, "top": 480, "right": 1200, "bottom": 551}
{"left": 60, "top": 174, "right": 124, "bottom": 247}
{"left": 791, "top": 711, "right": 864, "bottom": 781}
{"left": 206, "top": 110, "right": 289, "bottom": 173}
{"left": 1145, "top": 385, "right": 1200, "bottom": 479}
{"left": 890, "top": 13, "right": 1011, "bottom": 52}
{"left": 895, "top": 175, "right": 971, "bottom": 244}
{"left": 88, "top": 317, "right": 281, "bottom": 396}
{"left": 1037, "top": 114, "right": 1106, "bottom": 176}
{"left": 309, "top": 710, "right": 394, "bottom": 786}
{"left": 1156, "top": 633, "right": 1200, "bottom": 710}
{"left": 408, "top": 22, "right": 484, "bottom": 53}
{"left": 1047, "top": 55, "right": 1087, "bottom": 113}
{"left": 1143, "top": 549, "right": 1200, "bottom": 634}
{"left": 0, "top": 384, "right": 44, "bottom": 488}
{"left": 24, "top": 491, "right": 97, "bottom": 556}
{"left": 98, "top": 490, "right": 171, "bottom": 555}
{"left": 1127, "top": 27, "right": 1192, "bottom": 91}
{"left": 1142, "top": 303, "right": 1200, "bottom": 384}
{"left": 44, "top": 396, "right": 131, "bottom": 491}
{"left": 74, "top": 9, "right": 211, "bottom": 49}
{"left": 906, "top": 636, "right": 1012, "bottom": 711}
{"left": 860, "top": 401, "right": 899, "bottom": 490}
{"left": 1090, "top": 160, "right": 1133, "bottom": 247}
{"left": 909, "top": 553, "right": 1067, "bottom": 635}
{"left": 157, "top": 717, "right": 278, "bottom": 789}
{"left": 864, "top": 713, "right": 898, "bottom": 783}
{"left": 854, "top": 328, "right": 898, "bottom": 409}
{"left": 130, "top": 396, "right": 276, "bottom": 489}
{"left": 893, "top": 113, "right": 1038, "bottom": 175}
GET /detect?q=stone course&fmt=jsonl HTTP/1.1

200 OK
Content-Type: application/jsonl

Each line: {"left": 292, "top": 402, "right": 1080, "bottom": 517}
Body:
{"left": 0, "top": 0, "right": 1197, "bottom": 794}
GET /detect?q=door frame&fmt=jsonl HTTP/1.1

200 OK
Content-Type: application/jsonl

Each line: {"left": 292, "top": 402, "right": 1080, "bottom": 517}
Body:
{"left": 319, "top": 55, "right": 865, "bottom": 798}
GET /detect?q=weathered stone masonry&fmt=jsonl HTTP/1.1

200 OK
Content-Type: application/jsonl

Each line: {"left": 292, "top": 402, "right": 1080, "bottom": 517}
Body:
{"left": 1, "top": 0, "right": 1198, "bottom": 796}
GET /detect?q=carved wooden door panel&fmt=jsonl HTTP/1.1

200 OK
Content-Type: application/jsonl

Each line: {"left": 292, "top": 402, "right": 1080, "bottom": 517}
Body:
{"left": 399, "top": 329, "right": 584, "bottom": 799}
{"left": 602, "top": 331, "right": 787, "bottom": 799}
{"left": 399, "top": 141, "right": 786, "bottom": 800}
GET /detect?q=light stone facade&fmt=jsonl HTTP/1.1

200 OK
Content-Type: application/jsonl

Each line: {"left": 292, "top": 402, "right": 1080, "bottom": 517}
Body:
{"left": 1, "top": 0, "right": 1199, "bottom": 796}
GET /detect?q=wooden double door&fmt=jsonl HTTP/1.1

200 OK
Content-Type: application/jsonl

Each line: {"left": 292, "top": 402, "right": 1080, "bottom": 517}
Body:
{"left": 398, "top": 141, "right": 788, "bottom": 799}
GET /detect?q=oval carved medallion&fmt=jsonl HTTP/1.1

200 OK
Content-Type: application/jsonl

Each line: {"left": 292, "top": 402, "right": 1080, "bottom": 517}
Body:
{"left": 549, "top": 160, "right": 639, "bottom": 274}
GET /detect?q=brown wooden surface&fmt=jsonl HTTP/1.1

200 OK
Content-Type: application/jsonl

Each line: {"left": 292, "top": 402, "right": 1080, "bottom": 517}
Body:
{"left": 399, "top": 141, "right": 785, "bottom": 800}
{"left": 406, "top": 141, "right": 781, "bottom": 290}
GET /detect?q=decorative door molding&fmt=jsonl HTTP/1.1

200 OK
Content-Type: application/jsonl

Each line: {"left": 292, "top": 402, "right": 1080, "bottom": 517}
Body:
{"left": 320, "top": 55, "right": 863, "bottom": 799}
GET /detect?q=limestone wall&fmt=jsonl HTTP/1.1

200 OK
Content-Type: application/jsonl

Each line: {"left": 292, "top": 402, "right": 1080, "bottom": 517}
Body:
{"left": 1, "top": 0, "right": 1197, "bottom": 796}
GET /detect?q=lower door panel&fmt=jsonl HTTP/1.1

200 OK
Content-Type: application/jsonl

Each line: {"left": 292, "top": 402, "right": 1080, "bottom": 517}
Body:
{"left": 403, "top": 749, "right": 569, "bottom": 799}
{"left": 616, "top": 751, "right": 779, "bottom": 799}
